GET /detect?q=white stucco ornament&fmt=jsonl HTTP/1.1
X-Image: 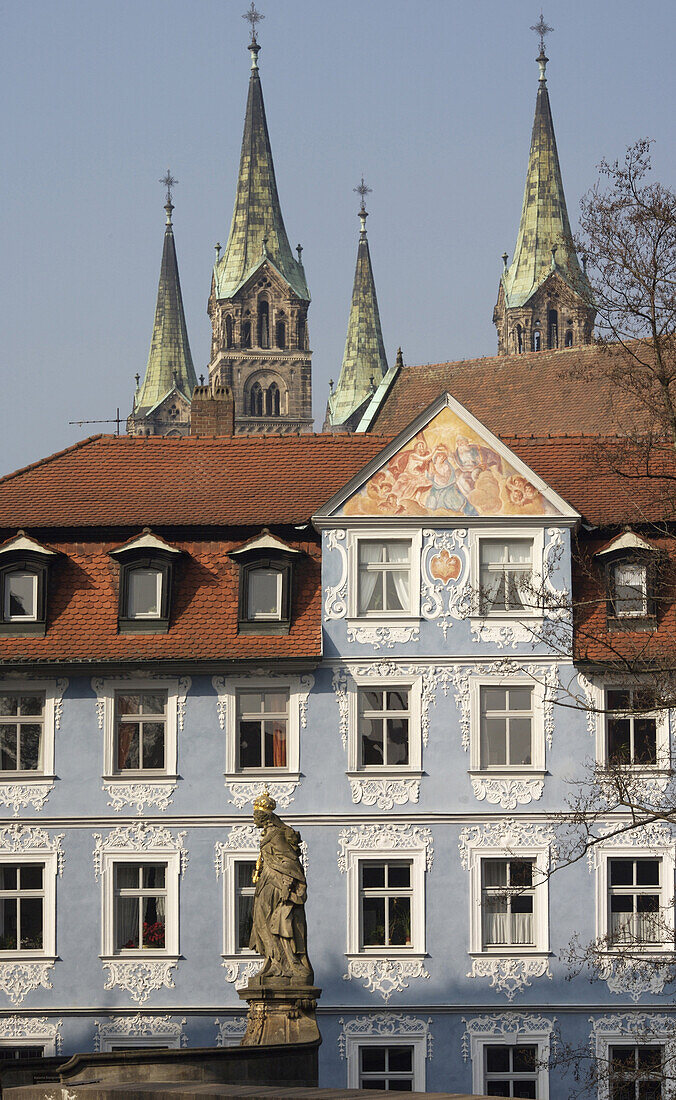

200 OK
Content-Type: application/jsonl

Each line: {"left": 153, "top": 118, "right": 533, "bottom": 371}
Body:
{"left": 468, "top": 957, "right": 552, "bottom": 1001}
{"left": 344, "top": 958, "right": 430, "bottom": 1001}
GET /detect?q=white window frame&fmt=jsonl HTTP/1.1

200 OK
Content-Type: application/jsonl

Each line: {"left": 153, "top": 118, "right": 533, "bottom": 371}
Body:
{"left": 351, "top": 1038, "right": 424, "bottom": 1091}
{"left": 592, "top": 1021, "right": 676, "bottom": 1100}
{"left": 470, "top": 528, "right": 544, "bottom": 621}
{"left": 347, "top": 529, "right": 423, "bottom": 623}
{"left": 344, "top": 846, "right": 427, "bottom": 960}
{"left": 347, "top": 673, "right": 423, "bottom": 779}
{"left": 98, "top": 678, "right": 179, "bottom": 783}
{"left": 126, "top": 566, "right": 163, "bottom": 621}
{"left": 467, "top": 845, "right": 550, "bottom": 958}
{"left": 0, "top": 852, "right": 58, "bottom": 961}
{"left": 468, "top": 1032, "right": 550, "bottom": 1100}
{"left": 247, "top": 568, "right": 283, "bottom": 621}
{"left": 0, "top": 680, "right": 60, "bottom": 780}
{"left": 613, "top": 560, "right": 648, "bottom": 619}
{"left": 99, "top": 849, "right": 180, "bottom": 960}
{"left": 601, "top": 686, "right": 669, "bottom": 771}
{"left": 469, "top": 674, "right": 546, "bottom": 777}
{"left": 219, "top": 850, "right": 258, "bottom": 959}
{"left": 4, "top": 572, "right": 38, "bottom": 623}
{"left": 96, "top": 1016, "right": 185, "bottom": 1052}
{"left": 341, "top": 1016, "right": 430, "bottom": 1091}
{"left": 596, "top": 845, "right": 675, "bottom": 954}
{"left": 224, "top": 677, "right": 301, "bottom": 782}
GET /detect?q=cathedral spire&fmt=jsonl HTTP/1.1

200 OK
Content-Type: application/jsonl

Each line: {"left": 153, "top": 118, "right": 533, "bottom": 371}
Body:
{"left": 493, "top": 19, "right": 594, "bottom": 355}
{"left": 326, "top": 181, "right": 389, "bottom": 429}
{"left": 128, "top": 177, "right": 197, "bottom": 436}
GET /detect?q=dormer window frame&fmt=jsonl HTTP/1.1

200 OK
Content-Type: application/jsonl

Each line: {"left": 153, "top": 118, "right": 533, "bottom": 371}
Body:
{"left": 238, "top": 556, "right": 293, "bottom": 635}
{"left": 118, "top": 555, "right": 174, "bottom": 635}
{"left": 0, "top": 535, "right": 56, "bottom": 638}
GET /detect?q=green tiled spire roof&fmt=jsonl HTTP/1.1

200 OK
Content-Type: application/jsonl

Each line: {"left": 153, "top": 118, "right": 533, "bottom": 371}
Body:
{"left": 502, "top": 47, "right": 586, "bottom": 308}
{"left": 214, "top": 42, "right": 309, "bottom": 301}
{"left": 135, "top": 199, "right": 197, "bottom": 413}
{"left": 328, "top": 196, "right": 388, "bottom": 426}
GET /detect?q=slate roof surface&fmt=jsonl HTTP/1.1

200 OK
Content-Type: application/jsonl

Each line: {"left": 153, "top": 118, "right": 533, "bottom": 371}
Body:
{"left": 367, "top": 344, "right": 646, "bottom": 437}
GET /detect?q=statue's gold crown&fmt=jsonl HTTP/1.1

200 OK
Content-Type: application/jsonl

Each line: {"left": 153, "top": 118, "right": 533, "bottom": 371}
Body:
{"left": 253, "top": 785, "right": 276, "bottom": 812}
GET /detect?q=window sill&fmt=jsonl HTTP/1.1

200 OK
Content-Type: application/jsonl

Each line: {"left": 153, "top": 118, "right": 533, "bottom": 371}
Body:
{"left": 346, "top": 950, "right": 426, "bottom": 962}
{"left": 599, "top": 946, "right": 675, "bottom": 957}
{"left": 469, "top": 949, "right": 551, "bottom": 959}
{"left": 102, "top": 774, "right": 178, "bottom": 784}
{"left": 347, "top": 616, "right": 420, "bottom": 627}
{"left": 470, "top": 612, "right": 543, "bottom": 622}
{"left": 225, "top": 771, "right": 301, "bottom": 783}
{"left": 118, "top": 619, "right": 169, "bottom": 635}
{"left": 0, "top": 622, "right": 46, "bottom": 637}
{"left": 100, "top": 953, "right": 180, "bottom": 962}
{"left": 0, "top": 774, "right": 55, "bottom": 783}
{"left": 0, "top": 953, "right": 57, "bottom": 963}
{"left": 348, "top": 769, "right": 423, "bottom": 781}
{"left": 238, "top": 620, "right": 291, "bottom": 636}
{"left": 469, "top": 769, "right": 546, "bottom": 779}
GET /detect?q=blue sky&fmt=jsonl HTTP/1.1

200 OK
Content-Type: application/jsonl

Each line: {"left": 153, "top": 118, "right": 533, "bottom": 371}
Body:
{"left": 1, "top": 0, "right": 674, "bottom": 473}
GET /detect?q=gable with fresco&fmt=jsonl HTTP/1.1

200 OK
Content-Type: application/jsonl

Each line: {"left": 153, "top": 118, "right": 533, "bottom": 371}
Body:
{"left": 337, "top": 401, "right": 568, "bottom": 519}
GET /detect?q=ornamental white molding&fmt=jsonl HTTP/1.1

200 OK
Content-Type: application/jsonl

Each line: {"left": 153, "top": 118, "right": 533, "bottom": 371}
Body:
{"left": 226, "top": 780, "right": 298, "bottom": 809}
{"left": 576, "top": 671, "right": 597, "bottom": 736}
{"left": 213, "top": 672, "right": 313, "bottom": 732}
{"left": 215, "top": 1015, "right": 248, "bottom": 1046}
{"left": 212, "top": 675, "right": 228, "bottom": 730}
{"left": 346, "top": 625, "right": 420, "bottom": 649}
{"left": 91, "top": 675, "right": 190, "bottom": 731}
{"left": 468, "top": 957, "right": 553, "bottom": 1001}
{"left": 102, "top": 783, "right": 176, "bottom": 814}
{"left": 94, "top": 1014, "right": 187, "bottom": 1051}
{"left": 92, "top": 822, "right": 187, "bottom": 880}
{"left": 339, "top": 1013, "right": 433, "bottom": 1059}
{"left": 324, "top": 529, "right": 348, "bottom": 620}
{"left": 53, "top": 678, "right": 68, "bottom": 730}
{"left": 0, "top": 1015, "right": 62, "bottom": 1051}
{"left": 471, "top": 621, "right": 539, "bottom": 648}
{"left": 586, "top": 822, "right": 675, "bottom": 872}
{"left": 0, "top": 963, "right": 55, "bottom": 1006}
{"left": 222, "top": 958, "right": 264, "bottom": 988}
{"left": 0, "top": 782, "right": 53, "bottom": 816}
{"left": 349, "top": 777, "right": 420, "bottom": 809}
{"left": 471, "top": 776, "right": 544, "bottom": 810}
{"left": 214, "top": 826, "right": 308, "bottom": 879}
{"left": 102, "top": 960, "right": 177, "bottom": 1005}
{"left": 332, "top": 669, "right": 350, "bottom": 749}
{"left": 597, "top": 958, "right": 674, "bottom": 1002}
{"left": 343, "top": 958, "right": 430, "bottom": 1002}
{"left": 461, "top": 1013, "right": 556, "bottom": 1061}
{"left": 590, "top": 1012, "right": 676, "bottom": 1044}
{"left": 338, "top": 824, "right": 434, "bottom": 873}
{"left": 420, "top": 528, "right": 472, "bottom": 638}
{"left": 458, "top": 819, "right": 558, "bottom": 871}
{"left": 595, "top": 772, "right": 671, "bottom": 810}
{"left": 0, "top": 825, "right": 65, "bottom": 875}
{"left": 543, "top": 527, "right": 570, "bottom": 602}
{"left": 452, "top": 663, "right": 558, "bottom": 752}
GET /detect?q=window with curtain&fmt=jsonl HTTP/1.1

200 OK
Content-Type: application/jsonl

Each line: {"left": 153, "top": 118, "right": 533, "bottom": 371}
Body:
{"left": 481, "top": 859, "right": 535, "bottom": 949}
{"left": 0, "top": 692, "right": 44, "bottom": 773}
{"left": 608, "top": 858, "right": 662, "bottom": 947}
{"left": 357, "top": 541, "right": 411, "bottom": 615}
{"left": 114, "top": 863, "right": 167, "bottom": 951}
{"left": 0, "top": 863, "right": 44, "bottom": 951}
{"left": 359, "top": 1045, "right": 415, "bottom": 1090}
{"left": 480, "top": 686, "right": 532, "bottom": 768}
{"left": 126, "top": 567, "right": 162, "bottom": 619}
{"left": 479, "top": 540, "right": 533, "bottom": 614}
{"left": 247, "top": 568, "right": 283, "bottom": 620}
{"left": 606, "top": 688, "right": 657, "bottom": 766}
{"left": 115, "top": 692, "right": 167, "bottom": 772}
{"left": 235, "top": 860, "right": 256, "bottom": 952}
{"left": 359, "top": 860, "right": 412, "bottom": 949}
{"left": 613, "top": 561, "right": 648, "bottom": 617}
{"left": 483, "top": 1045, "right": 538, "bottom": 1098}
{"left": 358, "top": 688, "right": 410, "bottom": 767}
{"left": 236, "top": 690, "right": 288, "bottom": 769}
{"left": 609, "top": 1045, "right": 662, "bottom": 1100}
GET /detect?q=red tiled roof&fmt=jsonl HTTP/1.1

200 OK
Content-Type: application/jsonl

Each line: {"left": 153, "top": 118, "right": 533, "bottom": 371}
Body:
{"left": 370, "top": 344, "right": 649, "bottom": 437}
{"left": 0, "top": 434, "right": 390, "bottom": 529}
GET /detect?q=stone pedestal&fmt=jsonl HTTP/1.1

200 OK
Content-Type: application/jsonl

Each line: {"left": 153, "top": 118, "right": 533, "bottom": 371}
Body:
{"left": 237, "top": 980, "right": 322, "bottom": 1046}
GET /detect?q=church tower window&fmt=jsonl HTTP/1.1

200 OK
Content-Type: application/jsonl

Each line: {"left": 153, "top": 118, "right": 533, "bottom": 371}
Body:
{"left": 565, "top": 330, "right": 573, "bottom": 347}
{"left": 225, "top": 315, "right": 234, "bottom": 349}
{"left": 275, "top": 320, "right": 286, "bottom": 349}
{"left": 516, "top": 325, "right": 524, "bottom": 353}
{"left": 250, "top": 382, "right": 263, "bottom": 417}
{"left": 242, "top": 321, "right": 252, "bottom": 349}
{"left": 257, "top": 300, "right": 270, "bottom": 348}
{"left": 297, "top": 318, "right": 306, "bottom": 350}
{"left": 532, "top": 327, "right": 541, "bottom": 352}
{"left": 547, "top": 309, "right": 558, "bottom": 349}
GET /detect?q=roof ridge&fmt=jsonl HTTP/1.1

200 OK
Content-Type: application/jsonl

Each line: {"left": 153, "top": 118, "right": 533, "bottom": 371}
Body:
{"left": 0, "top": 435, "right": 104, "bottom": 486}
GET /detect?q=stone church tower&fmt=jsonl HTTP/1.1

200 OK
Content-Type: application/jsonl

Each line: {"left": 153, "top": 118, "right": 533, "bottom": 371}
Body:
{"left": 127, "top": 184, "right": 198, "bottom": 437}
{"left": 493, "top": 37, "right": 595, "bottom": 355}
{"left": 207, "top": 27, "right": 312, "bottom": 434}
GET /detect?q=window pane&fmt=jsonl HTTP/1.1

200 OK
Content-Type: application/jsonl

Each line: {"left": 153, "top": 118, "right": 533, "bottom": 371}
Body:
{"left": 20, "top": 726, "right": 42, "bottom": 771}
{"left": 116, "top": 896, "right": 140, "bottom": 950}
{"left": 0, "top": 866, "right": 18, "bottom": 890}
{"left": 387, "top": 863, "right": 411, "bottom": 889}
{"left": 262, "top": 692, "right": 288, "bottom": 715}
{"left": 486, "top": 1047, "right": 511, "bottom": 1073}
{"left": 0, "top": 695, "right": 17, "bottom": 717}
{"left": 388, "top": 1047, "right": 413, "bottom": 1073}
{"left": 128, "top": 569, "right": 161, "bottom": 618}
{"left": 483, "top": 860, "right": 507, "bottom": 887}
{"left": 237, "top": 894, "right": 254, "bottom": 950}
{"left": 636, "top": 860, "right": 660, "bottom": 886}
{"left": 513, "top": 1046, "right": 537, "bottom": 1072}
{"left": 361, "top": 1047, "right": 387, "bottom": 1072}
{"left": 142, "top": 865, "right": 165, "bottom": 888}
{"left": 19, "top": 696, "right": 43, "bottom": 717}
{"left": 386, "top": 691, "right": 407, "bottom": 711}
{"left": 117, "top": 724, "right": 139, "bottom": 770}
{"left": 0, "top": 726, "right": 17, "bottom": 770}
{"left": 608, "top": 718, "right": 631, "bottom": 763}
{"left": 238, "top": 693, "right": 262, "bottom": 715}
{"left": 6, "top": 573, "right": 37, "bottom": 620}
{"left": 610, "top": 860, "right": 634, "bottom": 886}
{"left": 635, "top": 719, "right": 657, "bottom": 765}
{"left": 116, "top": 864, "right": 140, "bottom": 889}
{"left": 0, "top": 900, "right": 17, "bottom": 949}
{"left": 237, "top": 862, "right": 255, "bottom": 889}
{"left": 263, "top": 720, "right": 287, "bottom": 767}
{"left": 509, "top": 688, "right": 532, "bottom": 711}
{"left": 362, "top": 897, "right": 385, "bottom": 945}
{"left": 509, "top": 718, "right": 532, "bottom": 765}
{"left": 386, "top": 718, "right": 409, "bottom": 765}
{"left": 359, "top": 690, "right": 383, "bottom": 712}
{"left": 362, "top": 863, "right": 385, "bottom": 889}
{"left": 361, "top": 718, "right": 384, "bottom": 765}
{"left": 482, "top": 719, "right": 506, "bottom": 766}
{"left": 20, "top": 897, "right": 43, "bottom": 950}
{"left": 248, "top": 570, "right": 281, "bottom": 619}
{"left": 20, "top": 865, "right": 42, "bottom": 890}
{"left": 385, "top": 570, "right": 408, "bottom": 611}
{"left": 608, "top": 689, "right": 631, "bottom": 711}
{"left": 141, "top": 723, "right": 165, "bottom": 769}
{"left": 239, "top": 721, "right": 261, "bottom": 768}
{"left": 510, "top": 861, "right": 533, "bottom": 888}
{"left": 483, "top": 687, "right": 507, "bottom": 711}
{"left": 388, "top": 897, "right": 411, "bottom": 945}
{"left": 141, "top": 694, "right": 166, "bottom": 714}
{"left": 615, "top": 562, "right": 647, "bottom": 614}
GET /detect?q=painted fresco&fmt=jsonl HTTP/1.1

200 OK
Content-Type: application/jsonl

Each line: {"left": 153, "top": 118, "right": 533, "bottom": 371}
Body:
{"left": 341, "top": 406, "right": 558, "bottom": 517}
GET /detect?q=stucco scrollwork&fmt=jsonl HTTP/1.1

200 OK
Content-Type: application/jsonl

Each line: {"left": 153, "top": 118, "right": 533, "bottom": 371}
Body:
{"left": 177, "top": 677, "right": 191, "bottom": 731}
{"left": 471, "top": 777, "right": 544, "bottom": 810}
{"left": 347, "top": 625, "right": 420, "bottom": 649}
{"left": 102, "top": 783, "right": 176, "bottom": 814}
{"left": 54, "top": 678, "right": 68, "bottom": 730}
{"left": 586, "top": 822, "right": 675, "bottom": 872}
{"left": 338, "top": 823, "right": 434, "bottom": 873}
{"left": 461, "top": 1013, "right": 556, "bottom": 1061}
{"left": 102, "top": 960, "right": 177, "bottom": 1005}
{"left": 332, "top": 661, "right": 447, "bottom": 750}
{"left": 324, "top": 529, "right": 348, "bottom": 619}
{"left": 576, "top": 671, "right": 598, "bottom": 736}
{"left": 451, "top": 662, "right": 558, "bottom": 753}
{"left": 590, "top": 1012, "right": 676, "bottom": 1043}
{"left": 0, "top": 783, "right": 54, "bottom": 816}
{"left": 215, "top": 1015, "right": 248, "bottom": 1046}
{"left": 597, "top": 959, "right": 674, "bottom": 1002}
{"left": 94, "top": 1014, "right": 187, "bottom": 1051}
{"left": 468, "top": 957, "right": 552, "bottom": 1001}
{"left": 349, "top": 777, "right": 420, "bottom": 809}
{"left": 343, "top": 958, "right": 430, "bottom": 1002}
{"left": 470, "top": 621, "right": 538, "bottom": 648}
{"left": 0, "top": 825, "right": 65, "bottom": 874}
{"left": 222, "top": 958, "right": 264, "bottom": 988}
{"left": 0, "top": 1015, "right": 62, "bottom": 1051}
{"left": 339, "top": 1013, "right": 433, "bottom": 1059}
{"left": 212, "top": 676, "right": 228, "bottom": 730}
{"left": 226, "top": 780, "right": 298, "bottom": 809}
{"left": 93, "top": 822, "right": 187, "bottom": 880}
{"left": 458, "top": 819, "right": 558, "bottom": 870}
{"left": 420, "top": 529, "right": 471, "bottom": 637}
{"left": 0, "top": 963, "right": 55, "bottom": 1006}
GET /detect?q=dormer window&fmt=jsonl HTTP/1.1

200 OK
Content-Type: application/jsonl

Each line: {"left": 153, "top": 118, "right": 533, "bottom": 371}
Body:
{"left": 0, "top": 532, "right": 56, "bottom": 637}
{"left": 110, "top": 529, "right": 180, "bottom": 635}
{"left": 595, "top": 530, "right": 659, "bottom": 627}
{"left": 612, "top": 560, "right": 648, "bottom": 618}
{"left": 230, "top": 529, "right": 301, "bottom": 635}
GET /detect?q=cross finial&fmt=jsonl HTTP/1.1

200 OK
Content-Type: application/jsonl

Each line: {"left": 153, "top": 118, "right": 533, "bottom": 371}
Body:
{"left": 243, "top": 3, "right": 264, "bottom": 45}
{"left": 160, "top": 170, "right": 177, "bottom": 206}
{"left": 354, "top": 177, "right": 372, "bottom": 235}
{"left": 530, "top": 12, "right": 553, "bottom": 53}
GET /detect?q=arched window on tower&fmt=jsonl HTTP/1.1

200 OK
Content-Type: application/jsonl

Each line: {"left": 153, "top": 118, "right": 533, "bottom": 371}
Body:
{"left": 547, "top": 309, "right": 558, "bottom": 349}
{"left": 250, "top": 382, "right": 263, "bottom": 417}
{"left": 565, "top": 330, "right": 573, "bottom": 348}
{"left": 532, "top": 325, "right": 541, "bottom": 352}
{"left": 516, "top": 325, "right": 524, "bottom": 353}
{"left": 275, "top": 320, "right": 286, "bottom": 349}
{"left": 264, "top": 382, "right": 280, "bottom": 416}
{"left": 225, "top": 315, "right": 234, "bottom": 349}
{"left": 242, "top": 320, "right": 252, "bottom": 349}
{"left": 258, "top": 300, "right": 270, "bottom": 348}
{"left": 297, "top": 318, "right": 306, "bottom": 349}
